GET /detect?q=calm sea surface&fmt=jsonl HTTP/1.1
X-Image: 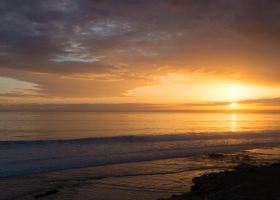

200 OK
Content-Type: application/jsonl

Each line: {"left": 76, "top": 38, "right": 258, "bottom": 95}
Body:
{"left": 1, "top": 112, "right": 280, "bottom": 141}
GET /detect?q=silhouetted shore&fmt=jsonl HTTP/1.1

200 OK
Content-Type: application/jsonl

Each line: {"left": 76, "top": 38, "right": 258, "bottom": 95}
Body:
{"left": 162, "top": 162, "right": 280, "bottom": 200}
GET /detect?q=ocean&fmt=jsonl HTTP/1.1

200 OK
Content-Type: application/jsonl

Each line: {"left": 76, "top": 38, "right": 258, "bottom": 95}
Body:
{"left": 1, "top": 111, "right": 280, "bottom": 199}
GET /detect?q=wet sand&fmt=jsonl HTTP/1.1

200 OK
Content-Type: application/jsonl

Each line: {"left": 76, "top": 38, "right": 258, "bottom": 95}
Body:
{"left": 1, "top": 147, "right": 280, "bottom": 200}
{"left": 0, "top": 158, "right": 222, "bottom": 200}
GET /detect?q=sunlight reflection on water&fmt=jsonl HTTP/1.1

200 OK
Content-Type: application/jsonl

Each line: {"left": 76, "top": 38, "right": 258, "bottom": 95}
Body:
{"left": 0, "top": 112, "right": 280, "bottom": 141}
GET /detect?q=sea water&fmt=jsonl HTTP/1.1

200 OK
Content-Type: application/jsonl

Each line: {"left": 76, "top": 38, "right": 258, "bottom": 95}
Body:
{"left": 1, "top": 112, "right": 280, "bottom": 199}
{"left": 1, "top": 111, "right": 280, "bottom": 177}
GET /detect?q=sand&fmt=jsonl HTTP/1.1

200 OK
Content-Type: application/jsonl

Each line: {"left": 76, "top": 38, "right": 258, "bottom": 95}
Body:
{"left": 1, "top": 147, "right": 280, "bottom": 200}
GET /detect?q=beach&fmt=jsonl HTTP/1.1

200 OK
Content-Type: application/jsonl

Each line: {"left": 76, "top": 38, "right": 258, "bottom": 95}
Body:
{"left": 1, "top": 146, "right": 280, "bottom": 200}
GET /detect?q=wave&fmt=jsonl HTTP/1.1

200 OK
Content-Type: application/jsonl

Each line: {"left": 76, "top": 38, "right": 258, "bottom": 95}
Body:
{"left": 1, "top": 131, "right": 280, "bottom": 178}
{"left": 1, "top": 130, "right": 280, "bottom": 145}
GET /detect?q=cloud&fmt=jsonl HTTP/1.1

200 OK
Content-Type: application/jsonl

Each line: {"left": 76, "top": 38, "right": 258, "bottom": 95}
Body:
{"left": 0, "top": 67, "right": 153, "bottom": 99}
{"left": 0, "top": 103, "right": 173, "bottom": 112}
{"left": 0, "top": 0, "right": 280, "bottom": 101}
{"left": 240, "top": 98, "right": 280, "bottom": 106}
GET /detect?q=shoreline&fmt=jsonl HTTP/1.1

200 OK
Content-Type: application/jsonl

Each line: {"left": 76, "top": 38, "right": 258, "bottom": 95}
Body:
{"left": 1, "top": 147, "right": 280, "bottom": 200}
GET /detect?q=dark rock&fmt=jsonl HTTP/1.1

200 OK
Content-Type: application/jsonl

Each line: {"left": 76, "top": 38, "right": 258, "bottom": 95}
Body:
{"left": 163, "top": 162, "right": 280, "bottom": 200}
{"left": 34, "top": 189, "right": 58, "bottom": 199}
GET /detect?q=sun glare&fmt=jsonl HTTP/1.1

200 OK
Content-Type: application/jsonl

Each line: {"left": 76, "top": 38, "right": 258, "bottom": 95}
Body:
{"left": 228, "top": 85, "right": 239, "bottom": 109}
{"left": 229, "top": 85, "right": 238, "bottom": 101}
{"left": 230, "top": 102, "right": 238, "bottom": 108}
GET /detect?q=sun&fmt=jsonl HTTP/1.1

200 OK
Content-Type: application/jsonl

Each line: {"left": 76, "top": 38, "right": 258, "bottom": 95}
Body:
{"left": 229, "top": 85, "right": 238, "bottom": 101}
{"left": 230, "top": 102, "right": 238, "bottom": 109}
{"left": 228, "top": 85, "right": 239, "bottom": 109}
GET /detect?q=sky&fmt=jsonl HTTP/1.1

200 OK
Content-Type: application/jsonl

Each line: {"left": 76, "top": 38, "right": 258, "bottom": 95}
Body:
{"left": 0, "top": 0, "right": 280, "bottom": 110}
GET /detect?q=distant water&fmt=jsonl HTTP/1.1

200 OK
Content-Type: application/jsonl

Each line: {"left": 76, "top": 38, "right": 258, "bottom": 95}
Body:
{"left": 1, "top": 112, "right": 280, "bottom": 141}
{"left": 1, "top": 112, "right": 280, "bottom": 177}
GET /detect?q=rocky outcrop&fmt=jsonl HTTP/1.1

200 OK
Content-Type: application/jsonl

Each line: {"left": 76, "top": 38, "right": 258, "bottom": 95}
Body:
{"left": 162, "top": 162, "right": 280, "bottom": 200}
